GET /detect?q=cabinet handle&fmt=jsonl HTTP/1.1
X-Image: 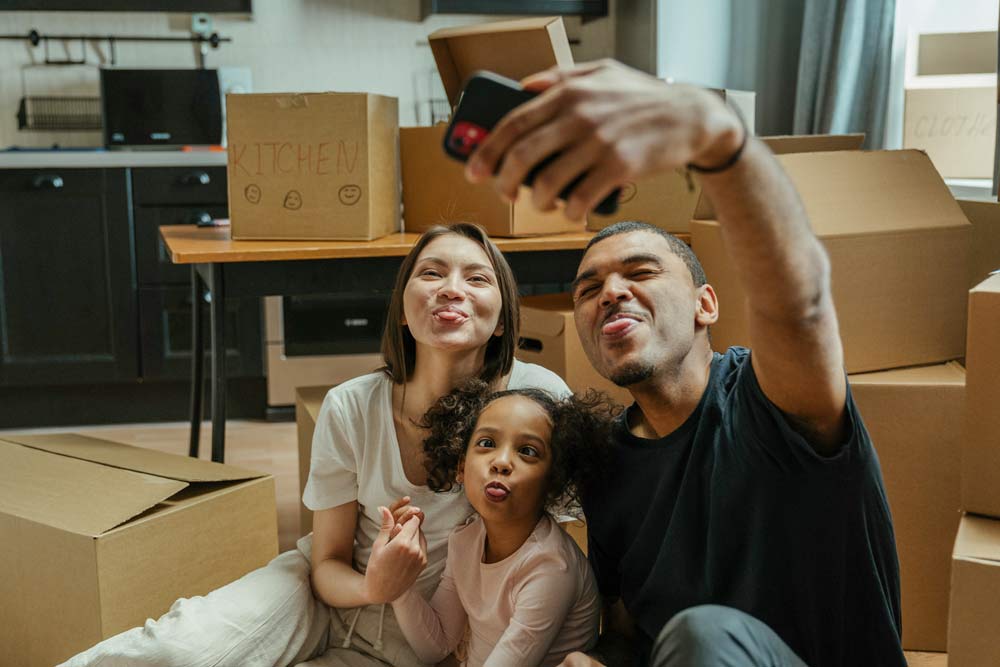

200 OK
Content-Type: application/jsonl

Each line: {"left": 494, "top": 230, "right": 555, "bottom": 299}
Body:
{"left": 187, "top": 211, "right": 214, "bottom": 227}
{"left": 32, "top": 174, "right": 64, "bottom": 190}
{"left": 179, "top": 170, "right": 211, "bottom": 186}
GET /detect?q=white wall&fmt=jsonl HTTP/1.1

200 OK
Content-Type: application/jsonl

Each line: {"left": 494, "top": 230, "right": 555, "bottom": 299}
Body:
{"left": 656, "top": 0, "right": 731, "bottom": 87}
{"left": 0, "top": 0, "right": 614, "bottom": 148}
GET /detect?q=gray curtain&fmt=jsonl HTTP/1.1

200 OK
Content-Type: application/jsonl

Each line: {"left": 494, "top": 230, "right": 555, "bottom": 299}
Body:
{"left": 793, "top": 0, "right": 896, "bottom": 148}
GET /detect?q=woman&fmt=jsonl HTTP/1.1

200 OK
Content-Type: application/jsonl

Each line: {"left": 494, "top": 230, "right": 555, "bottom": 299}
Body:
{"left": 62, "top": 223, "right": 568, "bottom": 667}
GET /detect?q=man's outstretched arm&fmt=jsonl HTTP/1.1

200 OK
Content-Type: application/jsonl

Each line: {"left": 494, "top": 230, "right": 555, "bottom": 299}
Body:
{"left": 466, "top": 59, "right": 846, "bottom": 452}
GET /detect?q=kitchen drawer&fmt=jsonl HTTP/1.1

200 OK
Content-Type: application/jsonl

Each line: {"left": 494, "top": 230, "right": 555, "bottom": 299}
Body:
{"left": 0, "top": 168, "right": 107, "bottom": 195}
{"left": 135, "top": 205, "right": 228, "bottom": 285}
{"left": 131, "top": 166, "right": 228, "bottom": 205}
{"left": 139, "top": 286, "right": 262, "bottom": 380}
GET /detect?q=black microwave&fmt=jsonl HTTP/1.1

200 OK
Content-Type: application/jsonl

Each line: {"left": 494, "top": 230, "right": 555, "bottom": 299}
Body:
{"left": 100, "top": 68, "right": 223, "bottom": 149}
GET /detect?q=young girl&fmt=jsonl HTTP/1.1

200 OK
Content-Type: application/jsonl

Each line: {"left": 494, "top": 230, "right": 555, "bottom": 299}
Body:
{"left": 388, "top": 381, "right": 616, "bottom": 667}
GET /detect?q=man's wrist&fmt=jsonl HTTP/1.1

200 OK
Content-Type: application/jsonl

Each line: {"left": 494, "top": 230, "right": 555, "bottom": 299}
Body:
{"left": 688, "top": 106, "right": 747, "bottom": 174}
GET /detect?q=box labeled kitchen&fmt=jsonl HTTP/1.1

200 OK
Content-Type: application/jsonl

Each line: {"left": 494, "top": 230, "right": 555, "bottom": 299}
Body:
{"left": 227, "top": 92, "right": 400, "bottom": 240}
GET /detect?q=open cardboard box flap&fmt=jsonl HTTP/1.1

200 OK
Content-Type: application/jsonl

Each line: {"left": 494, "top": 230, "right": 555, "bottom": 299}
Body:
{"left": 429, "top": 17, "right": 573, "bottom": 108}
{"left": 0, "top": 434, "right": 266, "bottom": 537}
{"left": 850, "top": 360, "right": 966, "bottom": 386}
{"left": 696, "top": 150, "right": 969, "bottom": 238}
{"left": 954, "top": 514, "right": 1000, "bottom": 565}
{"left": 693, "top": 134, "right": 866, "bottom": 219}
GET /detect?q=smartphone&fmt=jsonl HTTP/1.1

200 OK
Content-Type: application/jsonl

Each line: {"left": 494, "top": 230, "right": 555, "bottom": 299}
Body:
{"left": 443, "top": 70, "right": 620, "bottom": 217}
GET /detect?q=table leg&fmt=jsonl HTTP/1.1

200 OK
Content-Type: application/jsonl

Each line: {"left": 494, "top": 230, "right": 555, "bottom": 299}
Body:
{"left": 208, "top": 263, "right": 228, "bottom": 463}
{"left": 188, "top": 267, "right": 205, "bottom": 458}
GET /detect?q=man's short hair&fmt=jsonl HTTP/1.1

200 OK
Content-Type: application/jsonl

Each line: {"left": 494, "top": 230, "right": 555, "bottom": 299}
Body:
{"left": 587, "top": 221, "right": 708, "bottom": 287}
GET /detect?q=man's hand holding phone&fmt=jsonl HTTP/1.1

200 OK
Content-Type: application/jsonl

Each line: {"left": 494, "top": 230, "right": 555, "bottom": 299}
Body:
{"left": 453, "top": 60, "right": 745, "bottom": 222}
{"left": 443, "top": 71, "right": 620, "bottom": 218}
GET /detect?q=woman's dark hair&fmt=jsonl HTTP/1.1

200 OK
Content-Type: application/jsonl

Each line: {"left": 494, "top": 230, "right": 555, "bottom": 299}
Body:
{"left": 381, "top": 223, "right": 520, "bottom": 385}
{"left": 420, "top": 380, "right": 619, "bottom": 511}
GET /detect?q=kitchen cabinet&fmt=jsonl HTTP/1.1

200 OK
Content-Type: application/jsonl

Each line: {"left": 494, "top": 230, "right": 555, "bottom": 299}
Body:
{"left": 0, "top": 168, "right": 137, "bottom": 385}
{"left": 0, "top": 159, "right": 264, "bottom": 424}
{"left": 132, "top": 166, "right": 262, "bottom": 381}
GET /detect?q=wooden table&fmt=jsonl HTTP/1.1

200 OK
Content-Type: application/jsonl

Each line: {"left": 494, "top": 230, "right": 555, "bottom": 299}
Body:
{"left": 160, "top": 225, "right": 605, "bottom": 462}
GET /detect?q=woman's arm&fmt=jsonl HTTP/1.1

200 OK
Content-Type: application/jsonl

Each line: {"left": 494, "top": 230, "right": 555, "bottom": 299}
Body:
{"left": 391, "top": 565, "right": 468, "bottom": 664}
{"left": 312, "top": 503, "right": 428, "bottom": 608}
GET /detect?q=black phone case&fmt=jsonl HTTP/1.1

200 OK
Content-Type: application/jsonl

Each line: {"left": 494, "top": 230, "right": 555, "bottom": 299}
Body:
{"left": 443, "top": 71, "right": 620, "bottom": 217}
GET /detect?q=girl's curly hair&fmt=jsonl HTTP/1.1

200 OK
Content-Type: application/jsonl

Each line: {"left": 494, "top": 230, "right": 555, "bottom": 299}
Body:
{"left": 420, "top": 379, "right": 620, "bottom": 511}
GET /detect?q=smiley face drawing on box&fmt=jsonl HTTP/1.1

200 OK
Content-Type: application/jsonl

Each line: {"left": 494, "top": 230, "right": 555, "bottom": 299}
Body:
{"left": 245, "top": 184, "right": 262, "bottom": 205}
{"left": 619, "top": 181, "right": 637, "bottom": 205}
{"left": 338, "top": 184, "right": 362, "bottom": 206}
{"left": 283, "top": 190, "right": 303, "bottom": 210}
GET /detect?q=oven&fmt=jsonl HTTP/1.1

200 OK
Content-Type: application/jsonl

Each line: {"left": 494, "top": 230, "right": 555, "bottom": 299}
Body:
{"left": 264, "top": 293, "right": 388, "bottom": 407}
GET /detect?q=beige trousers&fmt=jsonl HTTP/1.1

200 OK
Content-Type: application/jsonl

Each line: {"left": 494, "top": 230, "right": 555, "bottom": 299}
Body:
{"left": 60, "top": 536, "right": 429, "bottom": 667}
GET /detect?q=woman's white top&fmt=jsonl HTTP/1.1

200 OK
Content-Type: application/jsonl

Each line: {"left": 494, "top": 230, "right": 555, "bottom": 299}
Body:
{"left": 303, "top": 359, "right": 570, "bottom": 597}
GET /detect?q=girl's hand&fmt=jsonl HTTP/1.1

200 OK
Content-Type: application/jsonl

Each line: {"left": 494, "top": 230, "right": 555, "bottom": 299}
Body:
{"left": 388, "top": 496, "right": 426, "bottom": 540}
{"left": 362, "top": 506, "right": 428, "bottom": 604}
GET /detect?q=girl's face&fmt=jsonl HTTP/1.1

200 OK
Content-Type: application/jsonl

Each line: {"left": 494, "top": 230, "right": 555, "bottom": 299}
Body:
{"left": 458, "top": 395, "right": 554, "bottom": 526}
{"left": 402, "top": 234, "right": 504, "bottom": 355}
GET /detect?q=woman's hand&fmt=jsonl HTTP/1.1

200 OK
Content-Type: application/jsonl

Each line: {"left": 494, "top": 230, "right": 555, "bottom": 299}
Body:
{"left": 388, "top": 495, "right": 426, "bottom": 539}
{"left": 362, "top": 506, "right": 428, "bottom": 604}
{"left": 558, "top": 653, "right": 606, "bottom": 667}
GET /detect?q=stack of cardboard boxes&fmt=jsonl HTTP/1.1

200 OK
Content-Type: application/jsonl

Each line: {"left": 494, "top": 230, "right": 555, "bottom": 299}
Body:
{"left": 948, "top": 267, "right": 1000, "bottom": 665}
{"left": 692, "top": 148, "right": 979, "bottom": 653}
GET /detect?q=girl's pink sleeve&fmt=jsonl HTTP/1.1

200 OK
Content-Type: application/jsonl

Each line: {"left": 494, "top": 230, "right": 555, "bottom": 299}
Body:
{"left": 391, "top": 558, "right": 468, "bottom": 664}
{"left": 483, "top": 561, "right": 583, "bottom": 667}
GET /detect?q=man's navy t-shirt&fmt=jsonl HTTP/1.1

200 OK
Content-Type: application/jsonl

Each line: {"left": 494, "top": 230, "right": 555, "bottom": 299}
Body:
{"left": 582, "top": 347, "right": 905, "bottom": 667}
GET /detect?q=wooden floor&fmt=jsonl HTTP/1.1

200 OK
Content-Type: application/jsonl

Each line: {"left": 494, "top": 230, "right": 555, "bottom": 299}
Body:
{"left": 3, "top": 418, "right": 947, "bottom": 666}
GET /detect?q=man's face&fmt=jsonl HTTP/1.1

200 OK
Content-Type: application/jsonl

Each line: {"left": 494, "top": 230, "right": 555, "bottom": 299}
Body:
{"left": 572, "top": 231, "right": 703, "bottom": 388}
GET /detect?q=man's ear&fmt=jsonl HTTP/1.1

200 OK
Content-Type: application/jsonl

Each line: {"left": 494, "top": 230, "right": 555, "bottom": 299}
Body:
{"left": 695, "top": 284, "right": 719, "bottom": 328}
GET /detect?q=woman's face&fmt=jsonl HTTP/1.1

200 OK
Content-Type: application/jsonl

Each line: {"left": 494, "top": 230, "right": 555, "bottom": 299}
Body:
{"left": 402, "top": 234, "right": 504, "bottom": 354}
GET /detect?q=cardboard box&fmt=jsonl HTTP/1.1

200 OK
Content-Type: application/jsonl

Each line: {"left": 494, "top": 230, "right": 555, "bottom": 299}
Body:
{"left": 0, "top": 433, "right": 277, "bottom": 667}
{"left": 948, "top": 513, "right": 1000, "bottom": 666}
{"left": 402, "top": 125, "right": 583, "bottom": 236}
{"left": 428, "top": 17, "right": 574, "bottom": 106}
{"left": 850, "top": 362, "right": 964, "bottom": 651}
{"left": 584, "top": 168, "right": 702, "bottom": 234}
{"left": 584, "top": 88, "right": 756, "bottom": 236}
{"left": 226, "top": 92, "right": 400, "bottom": 240}
{"left": 691, "top": 149, "right": 971, "bottom": 373}
{"left": 692, "top": 134, "right": 866, "bottom": 220}
{"left": 517, "top": 293, "right": 634, "bottom": 407}
{"left": 296, "top": 384, "right": 333, "bottom": 536}
{"left": 402, "top": 17, "right": 584, "bottom": 238}
{"left": 917, "top": 31, "right": 997, "bottom": 76}
{"left": 958, "top": 199, "right": 1000, "bottom": 287}
{"left": 963, "top": 273, "right": 1000, "bottom": 518}
{"left": 904, "top": 86, "right": 996, "bottom": 179}
{"left": 903, "top": 30, "right": 996, "bottom": 179}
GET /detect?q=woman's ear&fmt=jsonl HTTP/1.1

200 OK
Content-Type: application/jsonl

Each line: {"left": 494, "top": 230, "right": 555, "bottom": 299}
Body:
{"left": 456, "top": 457, "right": 465, "bottom": 484}
{"left": 493, "top": 320, "right": 504, "bottom": 337}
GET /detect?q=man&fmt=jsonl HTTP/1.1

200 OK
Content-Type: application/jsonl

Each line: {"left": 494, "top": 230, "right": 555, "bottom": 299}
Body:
{"left": 466, "top": 60, "right": 904, "bottom": 667}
